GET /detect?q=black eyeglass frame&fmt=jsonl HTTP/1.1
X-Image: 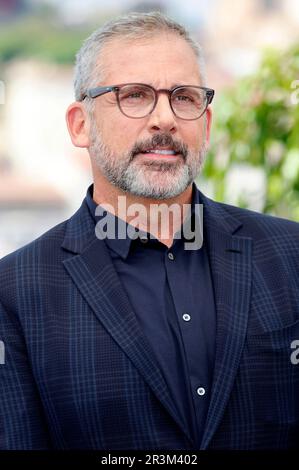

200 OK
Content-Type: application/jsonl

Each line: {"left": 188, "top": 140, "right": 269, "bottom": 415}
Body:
{"left": 80, "top": 83, "right": 215, "bottom": 121}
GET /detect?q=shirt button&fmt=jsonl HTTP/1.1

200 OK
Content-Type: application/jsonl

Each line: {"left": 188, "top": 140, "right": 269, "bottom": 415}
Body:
{"left": 182, "top": 313, "right": 191, "bottom": 322}
{"left": 196, "top": 387, "right": 206, "bottom": 396}
{"left": 168, "top": 252, "right": 175, "bottom": 261}
{"left": 140, "top": 237, "right": 148, "bottom": 244}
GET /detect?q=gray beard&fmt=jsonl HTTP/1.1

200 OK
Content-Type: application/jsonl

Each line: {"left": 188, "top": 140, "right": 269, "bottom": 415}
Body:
{"left": 89, "top": 124, "right": 207, "bottom": 199}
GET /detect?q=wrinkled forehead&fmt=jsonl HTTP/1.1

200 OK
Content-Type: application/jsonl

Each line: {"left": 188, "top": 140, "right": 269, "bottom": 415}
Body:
{"left": 96, "top": 34, "right": 202, "bottom": 87}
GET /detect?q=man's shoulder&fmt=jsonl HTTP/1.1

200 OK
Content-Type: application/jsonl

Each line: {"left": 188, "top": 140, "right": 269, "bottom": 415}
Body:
{"left": 0, "top": 199, "right": 93, "bottom": 271}
{"left": 0, "top": 196, "right": 96, "bottom": 311}
{"left": 204, "top": 195, "right": 299, "bottom": 240}
{"left": 0, "top": 217, "right": 68, "bottom": 271}
{"left": 0, "top": 217, "right": 72, "bottom": 309}
{"left": 226, "top": 201, "right": 298, "bottom": 226}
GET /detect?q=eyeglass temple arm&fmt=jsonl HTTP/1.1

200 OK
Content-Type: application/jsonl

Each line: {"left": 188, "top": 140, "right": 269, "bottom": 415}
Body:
{"left": 80, "top": 86, "right": 117, "bottom": 101}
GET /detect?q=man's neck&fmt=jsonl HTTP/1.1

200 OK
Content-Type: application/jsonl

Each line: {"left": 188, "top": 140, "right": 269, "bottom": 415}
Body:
{"left": 92, "top": 177, "right": 193, "bottom": 248}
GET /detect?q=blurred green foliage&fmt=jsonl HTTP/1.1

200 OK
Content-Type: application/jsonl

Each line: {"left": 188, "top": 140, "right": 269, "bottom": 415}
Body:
{"left": 0, "top": 14, "right": 298, "bottom": 220}
{"left": 203, "top": 45, "right": 299, "bottom": 221}
{"left": 0, "top": 17, "right": 91, "bottom": 64}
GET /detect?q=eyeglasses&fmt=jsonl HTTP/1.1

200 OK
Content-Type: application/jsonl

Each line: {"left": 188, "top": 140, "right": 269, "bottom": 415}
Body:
{"left": 81, "top": 83, "right": 215, "bottom": 120}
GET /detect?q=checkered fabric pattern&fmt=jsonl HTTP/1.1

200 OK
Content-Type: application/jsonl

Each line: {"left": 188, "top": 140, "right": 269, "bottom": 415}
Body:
{"left": 0, "top": 189, "right": 298, "bottom": 449}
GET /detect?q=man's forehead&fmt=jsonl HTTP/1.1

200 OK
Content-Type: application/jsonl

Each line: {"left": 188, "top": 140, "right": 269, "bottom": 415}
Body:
{"left": 97, "top": 34, "right": 201, "bottom": 85}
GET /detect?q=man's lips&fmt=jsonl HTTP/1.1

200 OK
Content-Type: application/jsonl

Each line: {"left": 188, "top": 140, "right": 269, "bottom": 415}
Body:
{"left": 136, "top": 149, "right": 182, "bottom": 160}
{"left": 143, "top": 149, "right": 178, "bottom": 155}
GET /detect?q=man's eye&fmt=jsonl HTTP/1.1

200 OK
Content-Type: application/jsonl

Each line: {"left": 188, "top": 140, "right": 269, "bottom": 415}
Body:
{"left": 128, "top": 92, "right": 143, "bottom": 98}
{"left": 175, "top": 95, "right": 193, "bottom": 102}
{"left": 121, "top": 91, "right": 145, "bottom": 100}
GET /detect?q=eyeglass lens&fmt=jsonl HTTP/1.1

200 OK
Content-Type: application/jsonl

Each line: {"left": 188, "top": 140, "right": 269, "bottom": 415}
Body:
{"left": 117, "top": 84, "right": 207, "bottom": 119}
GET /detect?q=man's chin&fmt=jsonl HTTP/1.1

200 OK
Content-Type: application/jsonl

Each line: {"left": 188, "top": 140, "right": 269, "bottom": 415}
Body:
{"left": 121, "top": 174, "right": 191, "bottom": 200}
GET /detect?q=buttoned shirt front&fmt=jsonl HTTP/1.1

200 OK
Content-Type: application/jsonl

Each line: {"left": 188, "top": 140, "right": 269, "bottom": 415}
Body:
{"left": 86, "top": 183, "right": 217, "bottom": 447}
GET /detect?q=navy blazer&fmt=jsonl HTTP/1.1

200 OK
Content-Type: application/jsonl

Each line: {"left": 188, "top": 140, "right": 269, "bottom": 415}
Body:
{"left": 0, "top": 189, "right": 299, "bottom": 450}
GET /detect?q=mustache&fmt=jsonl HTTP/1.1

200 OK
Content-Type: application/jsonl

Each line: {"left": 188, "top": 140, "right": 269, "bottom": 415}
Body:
{"left": 130, "top": 134, "right": 188, "bottom": 161}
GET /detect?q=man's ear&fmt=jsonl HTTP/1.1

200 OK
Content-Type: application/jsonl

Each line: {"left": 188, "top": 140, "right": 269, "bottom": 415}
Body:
{"left": 66, "top": 102, "right": 91, "bottom": 148}
{"left": 205, "top": 106, "right": 212, "bottom": 146}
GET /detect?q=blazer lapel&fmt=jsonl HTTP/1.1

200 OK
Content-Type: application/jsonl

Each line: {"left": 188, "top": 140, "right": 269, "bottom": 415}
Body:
{"left": 199, "top": 194, "right": 253, "bottom": 449}
{"left": 61, "top": 200, "right": 194, "bottom": 446}
{"left": 61, "top": 192, "right": 252, "bottom": 449}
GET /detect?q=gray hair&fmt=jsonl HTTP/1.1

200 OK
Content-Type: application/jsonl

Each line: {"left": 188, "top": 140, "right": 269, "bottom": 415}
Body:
{"left": 73, "top": 11, "right": 206, "bottom": 106}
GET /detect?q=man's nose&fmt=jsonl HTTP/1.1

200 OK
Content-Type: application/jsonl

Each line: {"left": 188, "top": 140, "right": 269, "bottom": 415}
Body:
{"left": 147, "top": 93, "right": 177, "bottom": 133}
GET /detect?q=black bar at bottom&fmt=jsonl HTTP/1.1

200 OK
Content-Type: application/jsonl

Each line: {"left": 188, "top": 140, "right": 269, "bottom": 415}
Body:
{"left": 0, "top": 450, "right": 296, "bottom": 468}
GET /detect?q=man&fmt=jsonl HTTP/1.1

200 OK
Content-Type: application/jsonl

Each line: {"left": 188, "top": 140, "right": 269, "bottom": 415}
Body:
{"left": 0, "top": 11, "right": 298, "bottom": 450}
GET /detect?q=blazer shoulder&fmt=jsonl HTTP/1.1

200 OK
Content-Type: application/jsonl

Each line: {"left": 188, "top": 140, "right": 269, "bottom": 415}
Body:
{"left": 216, "top": 200, "right": 299, "bottom": 238}
{"left": 0, "top": 218, "right": 68, "bottom": 271}
{"left": 0, "top": 196, "right": 92, "bottom": 269}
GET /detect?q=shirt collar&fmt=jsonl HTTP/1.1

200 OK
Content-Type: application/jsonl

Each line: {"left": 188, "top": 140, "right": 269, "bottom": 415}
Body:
{"left": 85, "top": 183, "right": 202, "bottom": 259}
{"left": 86, "top": 185, "right": 133, "bottom": 259}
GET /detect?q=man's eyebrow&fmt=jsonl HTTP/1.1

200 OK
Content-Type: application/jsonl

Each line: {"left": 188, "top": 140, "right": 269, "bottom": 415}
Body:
{"left": 149, "top": 83, "right": 190, "bottom": 89}
{"left": 169, "top": 83, "right": 200, "bottom": 88}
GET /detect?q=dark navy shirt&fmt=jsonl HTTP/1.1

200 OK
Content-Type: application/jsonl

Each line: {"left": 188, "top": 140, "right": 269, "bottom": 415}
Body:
{"left": 86, "top": 184, "right": 216, "bottom": 447}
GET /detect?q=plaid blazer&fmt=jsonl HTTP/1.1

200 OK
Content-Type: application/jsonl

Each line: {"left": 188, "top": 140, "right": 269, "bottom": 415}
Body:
{"left": 0, "top": 190, "right": 299, "bottom": 450}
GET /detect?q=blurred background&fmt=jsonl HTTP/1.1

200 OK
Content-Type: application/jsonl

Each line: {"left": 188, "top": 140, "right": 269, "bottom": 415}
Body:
{"left": 0, "top": 0, "right": 299, "bottom": 257}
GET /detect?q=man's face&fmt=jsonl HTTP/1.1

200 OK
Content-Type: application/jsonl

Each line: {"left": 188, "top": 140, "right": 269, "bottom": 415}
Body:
{"left": 88, "top": 34, "right": 211, "bottom": 199}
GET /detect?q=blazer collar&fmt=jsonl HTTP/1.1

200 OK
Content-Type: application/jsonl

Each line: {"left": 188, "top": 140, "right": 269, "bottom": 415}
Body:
{"left": 61, "top": 184, "right": 244, "bottom": 256}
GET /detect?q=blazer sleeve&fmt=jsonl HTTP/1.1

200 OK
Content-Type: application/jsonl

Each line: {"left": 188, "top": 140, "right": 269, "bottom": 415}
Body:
{"left": 0, "top": 300, "right": 52, "bottom": 449}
